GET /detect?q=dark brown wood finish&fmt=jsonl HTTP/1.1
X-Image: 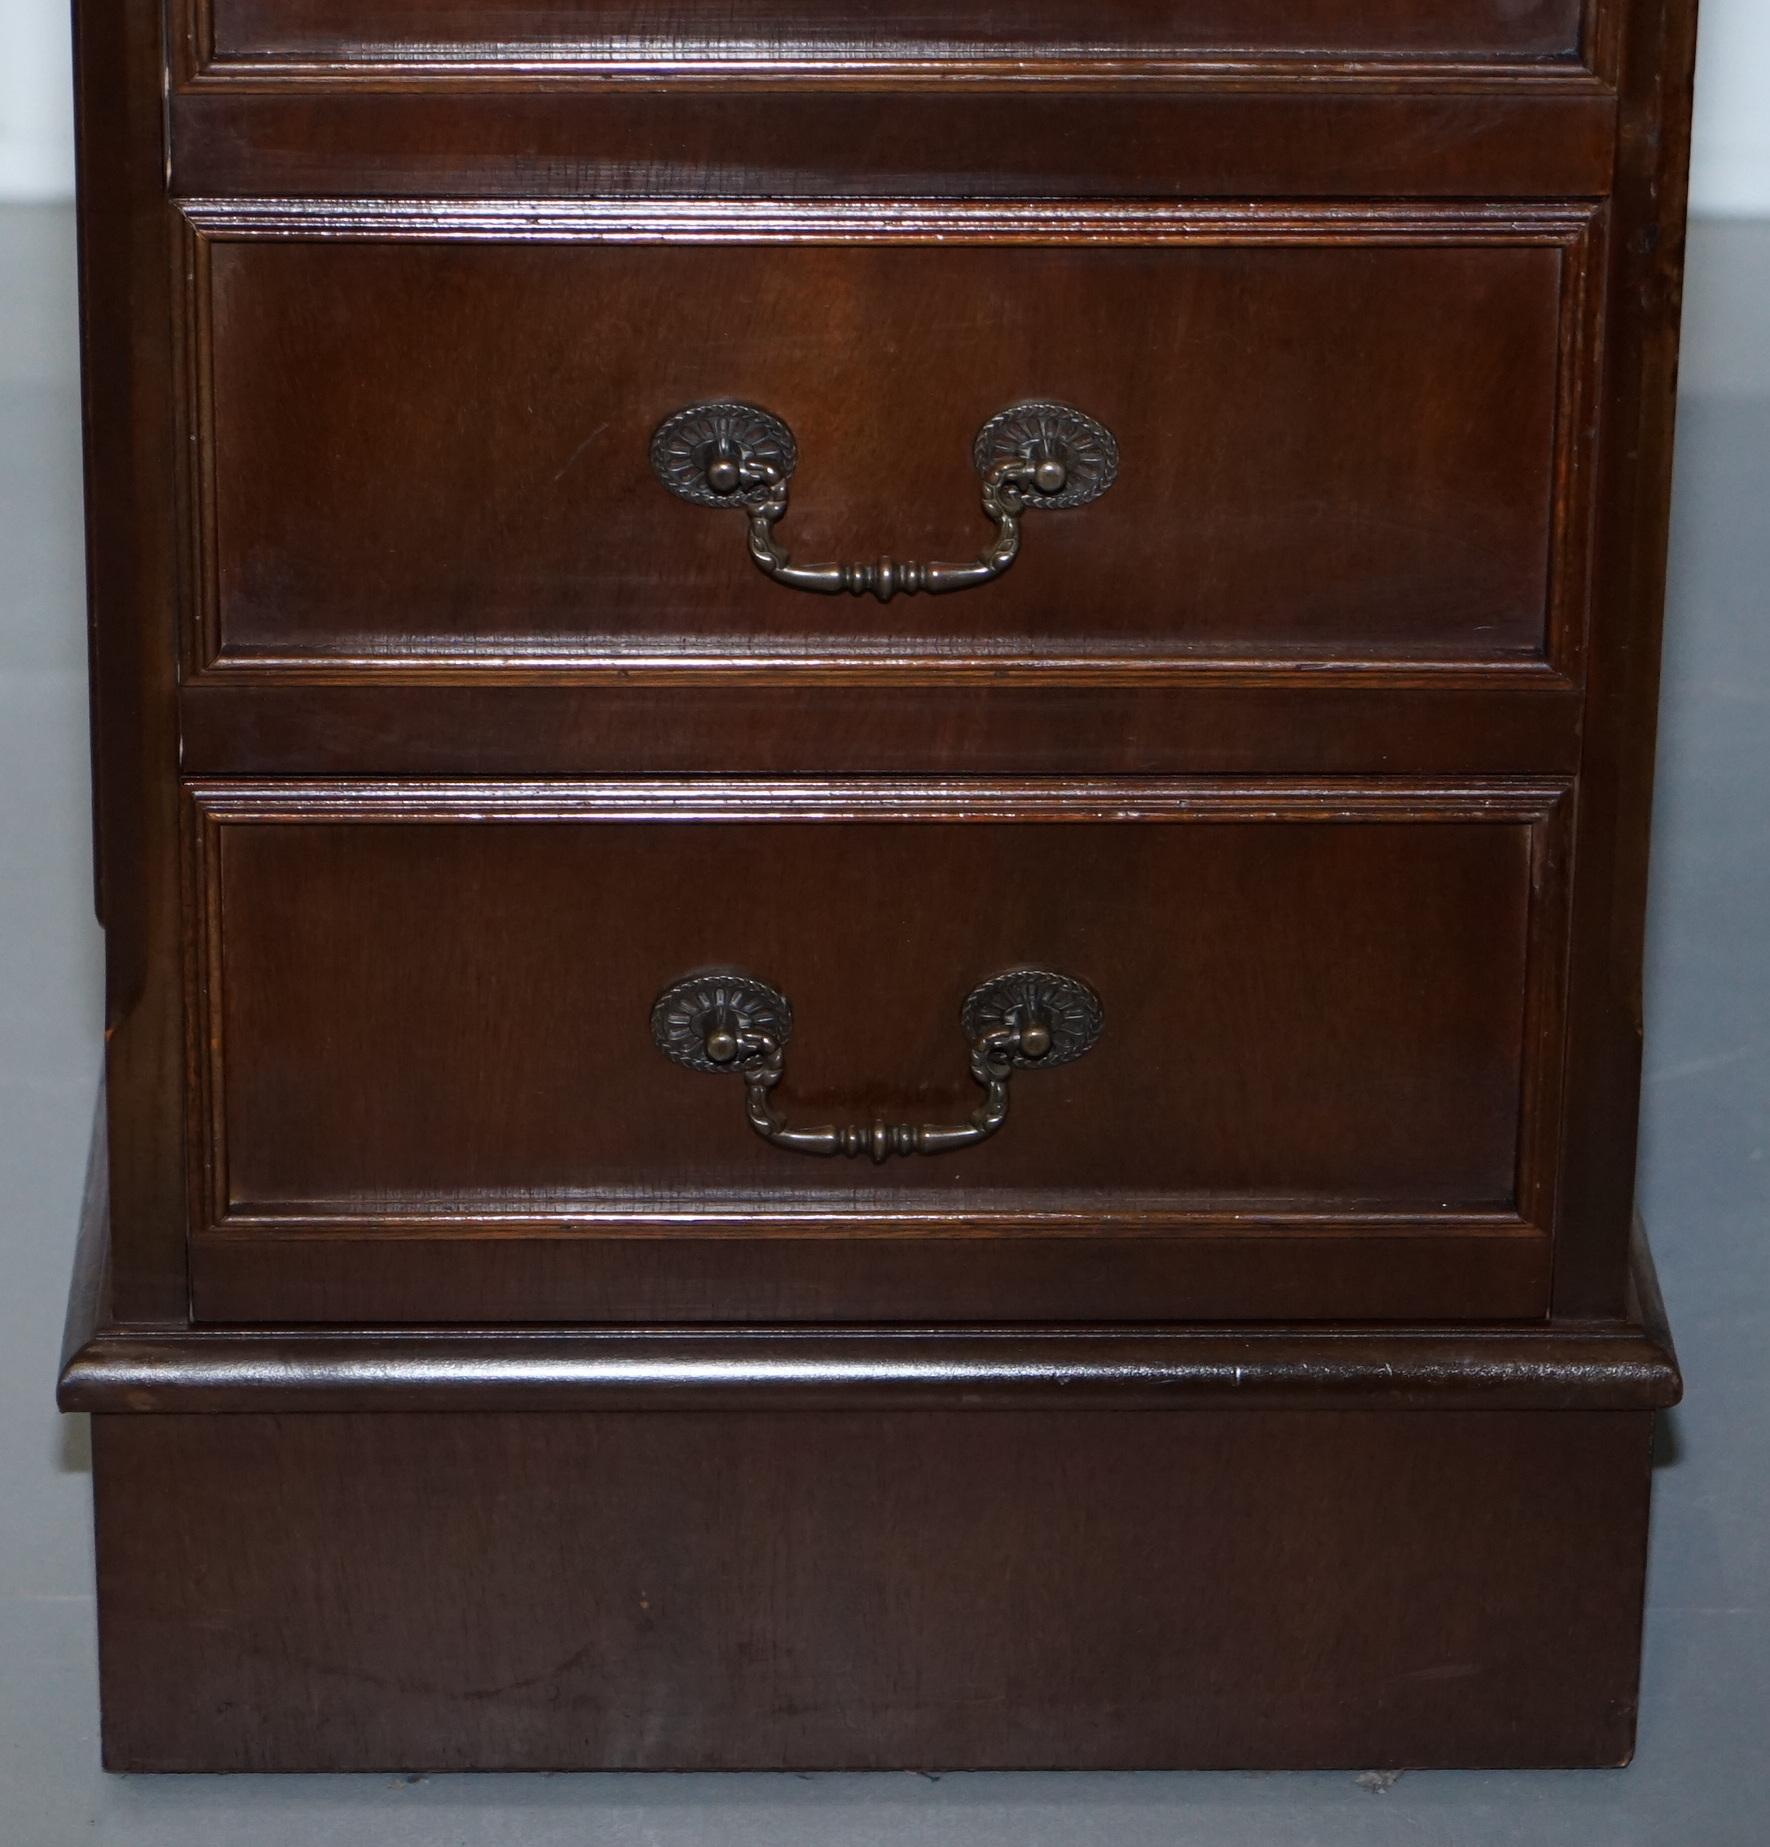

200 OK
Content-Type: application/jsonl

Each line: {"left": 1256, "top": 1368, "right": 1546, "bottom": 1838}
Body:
{"left": 181, "top": 780, "right": 1568, "bottom": 1324}
{"left": 191, "top": 1231, "right": 1554, "bottom": 1326}
{"left": 64, "top": 1327, "right": 1683, "bottom": 1412}
{"left": 169, "top": 89, "right": 1619, "bottom": 202}
{"left": 72, "top": 0, "right": 188, "bottom": 1324}
{"left": 177, "top": 678, "right": 1586, "bottom": 778}
{"left": 1552, "top": 0, "right": 1703, "bottom": 1317}
{"left": 180, "top": 202, "right": 1597, "bottom": 683}
{"left": 79, "top": 0, "right": 1695, "bottom": 1334}
{"left": 64, "top": 0, "right": 1700, "bottom": 1778}
{"left": 193, "top": 0, "right": 1595, "bottom": 73}
{"left": 60, "top": 1164, "right": 1678, "bottom": 1768}
{"left": 90, "top": 1405, "right": 1659, "bottom": 1772}
{"left": 61, "top": 1181, "right": 1680, "bottom": 1415}
{"left": 201, "top": 796, "right": 1548, "bottom": 1209}
{"left": 164, "top": 2, "right": 1623, "bottom": 202}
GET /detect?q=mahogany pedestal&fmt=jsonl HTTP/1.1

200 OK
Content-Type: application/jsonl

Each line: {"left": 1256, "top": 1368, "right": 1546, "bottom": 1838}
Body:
{"left": 62, "top": 1173, "right": 1679, "bottom": 1773}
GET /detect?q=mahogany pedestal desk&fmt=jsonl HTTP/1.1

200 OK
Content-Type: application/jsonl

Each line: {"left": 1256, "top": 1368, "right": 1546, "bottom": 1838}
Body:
{"left": 59, "top": 0, "right": 1692, "bottom": 1772}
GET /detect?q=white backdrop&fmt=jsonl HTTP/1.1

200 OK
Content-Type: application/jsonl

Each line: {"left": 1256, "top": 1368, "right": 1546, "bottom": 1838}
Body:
{"left": 0, "top": 1, "right": 1765, "bottom": 209}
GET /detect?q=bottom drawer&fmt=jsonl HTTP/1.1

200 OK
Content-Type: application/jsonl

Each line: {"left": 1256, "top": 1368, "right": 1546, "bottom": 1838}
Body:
{"left": 185, "top": 779, "right": 1569, "bottom": 1324}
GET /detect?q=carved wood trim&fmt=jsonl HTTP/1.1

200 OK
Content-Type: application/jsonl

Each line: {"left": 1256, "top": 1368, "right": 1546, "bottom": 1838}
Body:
{"left": 61, "top": 1218, "right": 1677, "bottom": 1413}
{"left": 187, "top": 777, "right": 1572, "bottom": 823}
{"left": 64, "top": 1308, "right": 1682, "bottom": 1410}
{"left": 180, "top": 195, "right": 1603, "bottom": 243}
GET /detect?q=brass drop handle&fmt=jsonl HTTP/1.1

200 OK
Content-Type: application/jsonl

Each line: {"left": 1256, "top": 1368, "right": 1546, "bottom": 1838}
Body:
{"left": 650, "top": 970, "right": 1105, "bottom": 1163}
{"left": 650, "top": 401, "right": 1119, "bottom": 604}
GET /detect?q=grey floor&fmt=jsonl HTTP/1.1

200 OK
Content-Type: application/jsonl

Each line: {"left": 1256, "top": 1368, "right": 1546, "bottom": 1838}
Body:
{"left": 1, "top": 202, "right": 1765, "bottom": 1844}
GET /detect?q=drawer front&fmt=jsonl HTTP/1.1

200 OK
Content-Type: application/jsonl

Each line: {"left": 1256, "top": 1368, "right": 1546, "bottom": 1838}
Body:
{"left": 186, "top": 780, "right": 1568, "bottom": 1325}
{"left": 183, "top": 202, "right": 1597, "bottom": 683}
{"left": 193, "top": 0, "right": 1592, "bottom": 74}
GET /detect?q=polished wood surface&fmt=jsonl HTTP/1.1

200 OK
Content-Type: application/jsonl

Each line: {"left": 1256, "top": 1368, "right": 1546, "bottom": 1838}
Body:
{"left": 66, "top": 0, "right": 1700, "bottom": 1778}
{"left": 81, "top": 0, "right": 1696, "bottom": 1329}
{"left": 197, "top": 0, "right": 1592, "bottom": 70}
{"left": 73, "top": 0, "right": 1694, "bottom": 1365}
{"left": 209, "top": 809, "right": 1537, "bottom": 1205}
{"left": 63, "top": 1168, "right": 1680, "bottom": 1412}
{"left": 76, "top": 0, "right": 189, "bottom": 1326}
{"left": 61, "top": 1128, "right": 1674, "bottom": 1771}
{"left": 188, "top": 211, "right": 1582, "bottom": 676}
{"left": 169, "top": 89, "right": 1618, "bottom": 201}
{"left": 191, "top": 1229, "right": 1554, "bottom": 1325}
{"left": 181, "top": 780, "right": 1565, "bottom": 1323}
{"left": 92, "top": 1404, "right": 1658, "bottom": 1771}
{"left": 1553, "top": 0, "right": 1705, "bottom": 1316}
{"left": 176, "top": 678, "right": 1585, "bottom": 779}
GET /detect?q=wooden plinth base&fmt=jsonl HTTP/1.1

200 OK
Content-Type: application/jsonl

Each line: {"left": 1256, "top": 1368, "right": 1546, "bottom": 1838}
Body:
{"left": 61, "top": 1210, "right": 1679, "bottom": 1772}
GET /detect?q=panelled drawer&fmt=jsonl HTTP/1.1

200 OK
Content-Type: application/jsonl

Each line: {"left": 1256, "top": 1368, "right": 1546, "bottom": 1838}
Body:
{"left": 181, "top": 201, "right": 1599, "bottom": 686}
{"left": 185, "top": 779, "right": 1568, "bottom": 1326}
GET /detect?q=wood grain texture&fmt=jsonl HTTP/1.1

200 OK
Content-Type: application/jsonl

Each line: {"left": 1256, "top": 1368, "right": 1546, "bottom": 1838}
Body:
{"left": 66, "top": 0, "right": 1698, "bottom": 1780}
{"left": 62, "top": 1187, "right": 1679, "bottom": 1410}
{"left": 72, "top": 0, "right": 189, "bottom": 1324}
{"left": 175, "top": 677, "right": 1585, "bottom": 778}
{"left": 181, "top": 202, "right": 1596, "bottom": 681}
{"left": 168, "top": 89, "right": 1619, "bottom": 202}
{"left": 65, "top": 1322, "right": 1684, "bottom": 1410}
{"left": 194, "top": 0, "right": 1593, "bottom": 73}
{"left": 1551, "top": 0, "right": 1703, "bottom": 1316}
{"left": 91, "top": 1404, "right": 1658, "bottom": 1771}
{"left": 77, "top": 0, "right": 1694, "bottom": 1341}
{"left": 178, "top": 779, "right": 1569, "bottom": 1324}
{"left": 190, "top": 1229, "right": 1554, "bottom": 1325}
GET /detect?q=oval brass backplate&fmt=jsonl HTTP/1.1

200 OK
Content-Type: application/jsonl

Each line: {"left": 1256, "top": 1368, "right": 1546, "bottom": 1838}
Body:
{"left": 650, "top": 972, "right": 793, "bottom": 1073}
{"left": 960, "top": 969, "right": 1106, "bottom": 1068}
{"left": 971, "top": 402, "right": 1120, "bottom": 511}
{"left": 649, "top": 402, "right": 797, "bottom": 509}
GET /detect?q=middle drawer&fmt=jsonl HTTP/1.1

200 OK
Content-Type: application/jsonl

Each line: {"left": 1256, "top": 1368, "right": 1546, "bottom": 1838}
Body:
{"left": 181, "top": 200, "right": 1597, "bottom": 682}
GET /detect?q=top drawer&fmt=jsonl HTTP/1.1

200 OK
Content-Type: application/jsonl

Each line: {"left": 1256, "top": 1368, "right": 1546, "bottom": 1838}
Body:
{"left": 195, "top": 0, "right": 1593, "bottom": 75}
{"left": 170, "top": 6, "right": 1620, "bottom": 202}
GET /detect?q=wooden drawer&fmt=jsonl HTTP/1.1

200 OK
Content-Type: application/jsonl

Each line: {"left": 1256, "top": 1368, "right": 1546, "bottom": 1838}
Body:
{"left": 182, "top": 201, "right": 1598, "bottom": 686}
{"left": 168, "top": 4, "right": 1620, "bottom": 202}
{"left": 185, "top": 779, "right": 1569, "bottom": 1325}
